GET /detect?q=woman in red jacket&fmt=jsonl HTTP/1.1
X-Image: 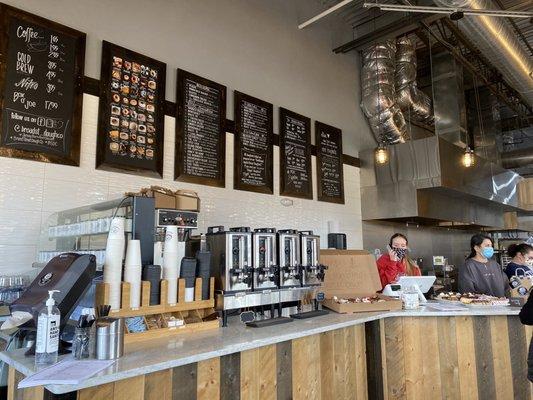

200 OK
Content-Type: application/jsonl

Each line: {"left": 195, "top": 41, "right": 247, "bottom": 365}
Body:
{"left": 377, "top": 233, "right": 421, "bottom": 289}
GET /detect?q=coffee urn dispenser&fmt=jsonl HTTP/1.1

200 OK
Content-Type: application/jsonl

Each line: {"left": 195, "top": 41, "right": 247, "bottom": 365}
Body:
{"left": 252, "top": 228, "right": 279, "bottom": 292}
{"left": 278, "top": 230, "right": 302, "bottom": 288}
{"left": 300, "top": 231, "right": 327, "bottom": 287}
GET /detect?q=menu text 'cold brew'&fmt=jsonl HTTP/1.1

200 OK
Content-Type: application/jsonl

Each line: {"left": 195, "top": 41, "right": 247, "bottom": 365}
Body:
{"left": 316, "top": 121, "right": 344, "bottom": 204}
{"left": 175, "top": 70, "right": 226, "bottom": 187}
{"left": 0, "top": 5, "right": 85, "bottom": 165}
{"left": 234, "top": 92, "right": 273, "bottom": 194}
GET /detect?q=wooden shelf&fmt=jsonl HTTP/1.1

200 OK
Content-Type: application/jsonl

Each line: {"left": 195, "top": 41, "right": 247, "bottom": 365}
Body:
{"left": 95, "top": 277, "right": 219, "bottom": 342}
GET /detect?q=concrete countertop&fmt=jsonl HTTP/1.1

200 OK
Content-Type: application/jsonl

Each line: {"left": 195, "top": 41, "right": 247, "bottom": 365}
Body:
{"left": 0, "top": 304, "right": 520, "bottom": 394}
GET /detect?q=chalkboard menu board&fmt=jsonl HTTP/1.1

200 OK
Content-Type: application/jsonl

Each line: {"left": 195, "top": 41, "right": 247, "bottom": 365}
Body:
{"left": 234, "top": 91, "right": 273, "bottom": 194}
{"left": 0, "top": 4, "right": 85, "bottom": 166}
{"left": 96, "top": 41, "right": 166, "bottom": 177}
{"left": 175, "top": 69, "right": 226, "bottom": 187}
{"left": 316, "top": 121, "right": 344, "bottom": 204}
{"left": 279, "top": 108, "right": 312, "bottom": 199}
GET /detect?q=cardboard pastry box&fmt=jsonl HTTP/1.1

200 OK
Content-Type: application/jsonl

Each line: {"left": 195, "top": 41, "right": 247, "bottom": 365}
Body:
{"left": 319, "top": 249, "right": 402, "bottom": 313}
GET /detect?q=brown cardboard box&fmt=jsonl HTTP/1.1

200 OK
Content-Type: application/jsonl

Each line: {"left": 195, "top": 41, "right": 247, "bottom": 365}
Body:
{"left": 174, "top": 189, "right": 200, "bottom": 211}
{"left": 142, "top": 186, "right": 176, "bottom": 209}
{"left": 320, "top": 249, "right": 402, "bottom": 313}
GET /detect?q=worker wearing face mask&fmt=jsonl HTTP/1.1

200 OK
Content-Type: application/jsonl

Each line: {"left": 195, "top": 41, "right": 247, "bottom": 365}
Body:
{"left": 376, "top": 233, "right": 421, "bottom": 289}
{"left": 458, "top": 234, "right": 509, "bottom": 297}
{"left": 504, "top": 243, "right": 533, "bottom": 279}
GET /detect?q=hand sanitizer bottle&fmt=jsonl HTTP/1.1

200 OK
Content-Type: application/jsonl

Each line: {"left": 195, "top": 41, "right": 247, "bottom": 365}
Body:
{"left": 35, "top": 290, "right": 60, "bottom": 366}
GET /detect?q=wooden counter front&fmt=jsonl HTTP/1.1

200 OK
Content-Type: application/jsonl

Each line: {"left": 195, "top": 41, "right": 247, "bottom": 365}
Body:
{"left": 6, "top": 313, "right": 531, "bottom": 400}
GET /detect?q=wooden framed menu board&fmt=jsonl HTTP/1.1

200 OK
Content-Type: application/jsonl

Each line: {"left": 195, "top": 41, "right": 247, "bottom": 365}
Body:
{"left": 96, "top": 41, "right": 166, "bottom": 177}
{"left": 234, "top": 91, "right": 273, "bottom": 194}
{"left": 175, "top": 69, "right": 226, "bottom": 187}
{"left": 0, "top": 4, "right": 85, "bottom": 166}
{"left": 279, "top": 107, "right": 312, "bottom": 199}
{"left": 316, "top": 121, "right": 344, "bottom": 204}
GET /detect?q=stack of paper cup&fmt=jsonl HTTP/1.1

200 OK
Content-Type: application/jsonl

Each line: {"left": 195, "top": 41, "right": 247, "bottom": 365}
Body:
{"left": 103, "top": 217, "right": 125, "bottom": 310}
{"left": 162, "top": 226, "right": 184, "bottom": 304}
{"left": 124, "top": 239, "right": 142, "bottom": 308}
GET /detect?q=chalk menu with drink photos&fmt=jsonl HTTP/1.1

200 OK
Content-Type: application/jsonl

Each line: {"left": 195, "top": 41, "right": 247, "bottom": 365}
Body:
{"left": 316, "top": 121, "right": 344, "bottom": 204}
{"left": 0, "top": 4, "right": 85, "bottom": 165}
{"left": 96, "top": 41, "right": 166, "bottom": 177}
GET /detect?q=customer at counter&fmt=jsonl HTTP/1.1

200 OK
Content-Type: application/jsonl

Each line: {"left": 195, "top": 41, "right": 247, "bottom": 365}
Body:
{"left": 458, "top": 234, "right": 509, "bottom": 297}
{"left": 504, "top": 243, "right": 533, "bottom": 279}
{"left": 377, "top": 233, "right": 420, "bottom": 288}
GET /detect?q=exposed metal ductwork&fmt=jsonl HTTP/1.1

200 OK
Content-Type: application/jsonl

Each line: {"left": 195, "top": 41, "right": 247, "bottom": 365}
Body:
{"left": 433, "top": 0, "right": 533, "bottom": 107}
{"left": 361, "top": 40, "right": 409, "bottom": 144}
{"left": 395, "top": 36, "right": 434, "bottom": 124}
{"left": 502, "top": 148, "right": 533, "bottom": 170}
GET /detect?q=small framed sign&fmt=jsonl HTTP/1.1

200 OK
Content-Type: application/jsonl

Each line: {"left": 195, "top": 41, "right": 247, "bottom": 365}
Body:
{"left": 96, "top": 41, "right": 166, "bottom": 177}
{"left": 316, "top": 121, "right": 344, "bottom": 204}
{"left": 175, "top": 69, "right": 226, "bottom": 187}
{"left": 234, "top": 91, "right": 273, "bottom": 194}
{"left": 0, "top": 4, "right": 86, "bottom": 166}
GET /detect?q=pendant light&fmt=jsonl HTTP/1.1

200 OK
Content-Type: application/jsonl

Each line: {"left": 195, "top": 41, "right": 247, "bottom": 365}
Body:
{"left": 375, "top": 142, "right": 389, "bottom": 165}
{"left": 462, "top": 146, "right": 475, "bottom": 168}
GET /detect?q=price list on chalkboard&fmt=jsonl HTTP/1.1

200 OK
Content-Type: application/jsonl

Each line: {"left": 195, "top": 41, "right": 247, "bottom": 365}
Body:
{"left": 0, "top": 6, "right": 85, "bottom": 165}
{"left": 234, "top": 92, "right": 273, "bottom": 194}
{"left": 280, "top": 108, "right": 312, "bottom": 199}
{"left": 316, "top": 121, "right": 344, "bottom": 204}
{"left": 175, "top": 70, "right": 226, "bottom": 187}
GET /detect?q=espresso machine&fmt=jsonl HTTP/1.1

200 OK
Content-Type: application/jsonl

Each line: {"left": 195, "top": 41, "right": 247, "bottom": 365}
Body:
{"left": 153, "top": 209, "right": 198, "bottom": 265}
{"left": 300, "top": 231, "right": 327, "bottom": 287}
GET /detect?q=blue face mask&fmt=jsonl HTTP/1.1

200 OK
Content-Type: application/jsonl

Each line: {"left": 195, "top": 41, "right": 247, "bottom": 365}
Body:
{"left": 481, "top": 246, "right": 494, "bottom": 259}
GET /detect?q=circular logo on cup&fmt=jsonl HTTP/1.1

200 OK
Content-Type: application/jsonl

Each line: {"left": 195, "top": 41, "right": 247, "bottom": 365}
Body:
{"left": 110, "top": 225, "right": 120, "bottom": 234}
{"left": 39, "top": 272, "right": 53, "bottom": 286}
{"left": 165, "top": 233, "right": 173, "bottom": 241}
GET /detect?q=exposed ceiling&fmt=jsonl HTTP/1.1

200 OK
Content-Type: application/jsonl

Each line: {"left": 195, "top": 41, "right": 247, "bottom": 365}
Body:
{"left": 316, "top": 0, "right": 533, "bottom": 174}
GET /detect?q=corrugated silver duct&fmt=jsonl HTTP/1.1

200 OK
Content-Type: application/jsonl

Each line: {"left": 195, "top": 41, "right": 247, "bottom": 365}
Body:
{"left": 361, "top": 40, "right": 409, "bottom": 144}
{"left": 434, "top": 0, "right": 533, "bottom": 107}
{"left": 395, "top": 37, "right": 434, "bottom": 124}
{"left": 501, "top": 148, "right": 533, "bottom": 169}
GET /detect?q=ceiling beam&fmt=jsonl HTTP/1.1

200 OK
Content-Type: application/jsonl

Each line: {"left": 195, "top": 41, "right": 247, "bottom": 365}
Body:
{"left": 333, "top": 13, "right": 443, "bottom": 53}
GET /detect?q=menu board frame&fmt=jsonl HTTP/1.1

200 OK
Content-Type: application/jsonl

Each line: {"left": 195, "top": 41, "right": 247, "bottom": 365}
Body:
{"left": 175, "top": 69, "right": 226, "bottom": 187}
{"left": 279, "top": 107, "right": 312, "bottom": 200}
{"left": 234, "top": 91, "right": 273, "bottom": 194}
{"left": 316, "top": 121, "right": 345, "bottom": 204}
{"left": 96, "top": 41, "right": 166, "bottom": 178}
{"left": 0, "top": 3, "right": 86, "bottom": 166}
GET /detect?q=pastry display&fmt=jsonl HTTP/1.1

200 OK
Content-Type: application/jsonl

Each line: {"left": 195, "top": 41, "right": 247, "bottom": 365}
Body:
{"left": 332, "top": 295, "right": 386, "bottom": 304}
{"left": 436, "top": 292, "right": 509, "bottom": 306}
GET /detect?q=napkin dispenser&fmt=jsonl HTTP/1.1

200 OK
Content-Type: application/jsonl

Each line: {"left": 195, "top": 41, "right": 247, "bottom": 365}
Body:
{"left": 10, "top": 253, "right": 96, "bottom": 331}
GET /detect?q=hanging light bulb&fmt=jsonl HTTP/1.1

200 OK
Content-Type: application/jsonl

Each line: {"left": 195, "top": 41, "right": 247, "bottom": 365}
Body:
{"left": 375, "top": 142, "right": 389, "bottom": 165}
{"left": 462, "top": 146, "right": 475, "bottom": 168}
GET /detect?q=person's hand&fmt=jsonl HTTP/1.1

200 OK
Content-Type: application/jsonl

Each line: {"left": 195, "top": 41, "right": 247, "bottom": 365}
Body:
{"left": 389, "top": 248, "right": 398, "bottom": 262}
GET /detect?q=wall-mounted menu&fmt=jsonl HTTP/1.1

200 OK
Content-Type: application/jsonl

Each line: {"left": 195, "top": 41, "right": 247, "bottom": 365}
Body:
{"left": 175, "top": 69, "right": 226, "bottom": 187}
{"left": 279, "top": 108, "right": 312, "bottom": 199}
{"left": 316, "top": 121, "right": 344, "bottom": 204}
{"left": 96, "top": 41, "right": 166, "bottom": 177}
{"left": 234, "top": 91, "right": 273, "bottom": 194}
{"left": 0, "top": 4, "right": 85, "bottom": 166}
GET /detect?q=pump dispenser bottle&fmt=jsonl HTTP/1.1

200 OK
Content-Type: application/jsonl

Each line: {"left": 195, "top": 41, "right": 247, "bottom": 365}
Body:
{"left": 35, "top": 290, "right": 60, "bottom": 366}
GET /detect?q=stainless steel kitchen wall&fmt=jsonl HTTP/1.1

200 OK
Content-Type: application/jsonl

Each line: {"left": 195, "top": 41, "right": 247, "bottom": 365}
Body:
{"left": 362, "top": 220, "right": 474, "bottom": 270}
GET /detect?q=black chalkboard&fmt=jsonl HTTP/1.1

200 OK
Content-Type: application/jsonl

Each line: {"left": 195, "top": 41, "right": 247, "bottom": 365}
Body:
{"left": 0, "top": 4, "right": 85, "bottom": 166}
{"left": 279, "top": 108, "right": 312, "bottom": 200}
{"left": 175, "top": 69, "right": 226, "bottom": 187}
{"left": 234, "top": 91, "right": 273, "bottom": 194}
{"left": 96, "top": 41, "right": 166, "bottom": 178}
{"left": 316, "top": 121, "right": 344, "bottom": 204}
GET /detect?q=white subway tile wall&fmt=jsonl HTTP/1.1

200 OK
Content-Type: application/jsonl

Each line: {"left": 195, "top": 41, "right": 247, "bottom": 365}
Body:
{"left": 0, "top": 94, "right": 362, "bottom": 274}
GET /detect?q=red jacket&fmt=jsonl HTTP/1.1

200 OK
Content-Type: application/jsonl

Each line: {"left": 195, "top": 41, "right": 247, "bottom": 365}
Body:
{"left": 377, "top": 254, "right": 421, "bottom": 289}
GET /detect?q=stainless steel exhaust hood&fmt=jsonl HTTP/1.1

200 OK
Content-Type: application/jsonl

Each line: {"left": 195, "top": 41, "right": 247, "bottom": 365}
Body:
{"left": 360, "top": 136, "right": 522, "bottom": 228}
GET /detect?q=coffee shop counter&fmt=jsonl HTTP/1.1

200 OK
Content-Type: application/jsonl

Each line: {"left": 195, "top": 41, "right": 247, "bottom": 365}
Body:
{"left": 1, "top": 306, "right": 529, "bottom": 400}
